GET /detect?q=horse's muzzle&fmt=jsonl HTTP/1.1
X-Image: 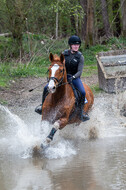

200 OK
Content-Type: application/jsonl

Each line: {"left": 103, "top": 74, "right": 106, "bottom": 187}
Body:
{"left": 48, "top": 86, "right": 56, "bottom": 93}
{"left": 48, "top": 79, "right": 57, "bottom": 93}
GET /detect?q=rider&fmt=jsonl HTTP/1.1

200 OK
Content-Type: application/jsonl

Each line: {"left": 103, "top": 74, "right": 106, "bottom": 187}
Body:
{"left": 35, "top": 35, "right": 90, "bottom": 121}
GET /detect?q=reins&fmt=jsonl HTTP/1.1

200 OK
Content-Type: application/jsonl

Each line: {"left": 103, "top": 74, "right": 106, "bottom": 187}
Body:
{"left": 29, "top": 63, "right": 69, "bottom": 93}
{"left": 29, "top": 81, "right": 47, "bottom": 92}
{"left": 56, "top": 81, "right": 69, "bottom": 88}
{"left": 47, "top": 64, "right": 67, "bottom": 89}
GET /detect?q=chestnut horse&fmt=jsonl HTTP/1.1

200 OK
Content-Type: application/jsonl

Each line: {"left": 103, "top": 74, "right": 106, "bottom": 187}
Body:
{"left": 42, "top": 53, "right": 94, "bottom": 143}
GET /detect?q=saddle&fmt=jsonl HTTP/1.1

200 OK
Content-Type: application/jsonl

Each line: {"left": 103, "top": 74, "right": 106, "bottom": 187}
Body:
{"left": 68, "top": 83, "right": 88, "bottom": 121}
{"left": 70, "top": 83, "right": 88, "bottom": 107}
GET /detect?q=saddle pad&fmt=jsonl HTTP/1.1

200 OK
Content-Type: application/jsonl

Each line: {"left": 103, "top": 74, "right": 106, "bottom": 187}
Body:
{"left": 85, "top": 98, "right": 88, "bottom": 104}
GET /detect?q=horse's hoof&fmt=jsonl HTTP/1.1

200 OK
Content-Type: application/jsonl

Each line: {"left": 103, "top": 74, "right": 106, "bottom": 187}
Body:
{"left": 41, "top": 142, "right": 50, "bottom": 150}
{"left": 32, "top": 145, "right": 42, "bottom": 157}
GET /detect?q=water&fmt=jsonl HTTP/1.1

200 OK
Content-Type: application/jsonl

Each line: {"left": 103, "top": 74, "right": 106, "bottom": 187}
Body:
{"left": 0, "top": 92, "right": 126, "bottom": 190}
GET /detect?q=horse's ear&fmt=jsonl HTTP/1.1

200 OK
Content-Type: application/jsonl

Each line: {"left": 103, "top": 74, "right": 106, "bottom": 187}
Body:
{"left": 49, "top": 53, "right": 54, "bottom": 62}
{"left": 60, "top": 53, "right": 65, "bottom": 64}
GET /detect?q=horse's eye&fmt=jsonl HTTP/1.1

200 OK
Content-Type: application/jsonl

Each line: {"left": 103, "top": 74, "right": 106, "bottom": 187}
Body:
{"left": 60, "top": 70, "right": 63, "bottom": 73}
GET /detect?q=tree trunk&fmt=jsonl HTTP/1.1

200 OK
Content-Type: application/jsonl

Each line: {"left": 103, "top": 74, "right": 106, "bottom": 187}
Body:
{"left": 121, "top": 0, "right": 126, "bottom": 37}
{"left": 112, "top": 0, "right": 121, "bottom": 37}
{"left": 56, "top": 11, "right": 58, "bottom": 39}
{"left": 80, "top": 0, "right": 87, "bottom": 40}
{"left": 76, "top": 13, "right": 79, "bottom": 35}
{"left": 85, "top": 0, "right": 94, "bottom": 48}
{"left": 70, "top": 14, "right": 76, "bottom": 34}
{"left": 108, "top": 0, "right": 113, "bottom": 34}
{"left": 6, "top": 0, "right": 25, "bottom": 57}
{"left": 100, "top": 0, "right": 111, "bottom": 38}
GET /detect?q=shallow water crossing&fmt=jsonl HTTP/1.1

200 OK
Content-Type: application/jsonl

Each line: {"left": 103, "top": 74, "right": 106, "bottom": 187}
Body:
{"left": 0, "top": 92, "right": 126, "bottom": 190}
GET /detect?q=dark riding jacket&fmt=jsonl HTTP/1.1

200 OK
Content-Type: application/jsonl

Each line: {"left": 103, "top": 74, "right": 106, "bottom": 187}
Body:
{"left": 63, "top": 49, "right": 84, "bottom": 78}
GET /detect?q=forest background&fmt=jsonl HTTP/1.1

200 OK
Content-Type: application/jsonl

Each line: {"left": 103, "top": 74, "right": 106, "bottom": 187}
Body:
{"left": 0, "top": 0, "right": 126, "bottom": 89}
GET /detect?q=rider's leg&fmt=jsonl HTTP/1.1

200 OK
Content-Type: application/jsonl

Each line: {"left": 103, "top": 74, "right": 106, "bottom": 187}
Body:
{"left": 42, "top": 84, "right": 49, "bottom": 104}
{"left": 80, "top": 97, "right": 90, "bottom": 121}
{"left": 35, "top": 84, "right": 48, "bottom": 115}
{"left": 72, "top": 77, "right": 90, "bottom": 121}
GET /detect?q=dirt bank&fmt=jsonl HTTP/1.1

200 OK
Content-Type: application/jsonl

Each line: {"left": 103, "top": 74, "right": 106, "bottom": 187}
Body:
{"left": 0, "top": 75, "right": 98, "bottom": 107}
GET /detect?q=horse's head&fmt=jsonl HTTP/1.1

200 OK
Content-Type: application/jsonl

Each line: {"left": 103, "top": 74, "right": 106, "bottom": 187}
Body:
{"left": 48, "top": 53, "right": 65, "bottom": 93}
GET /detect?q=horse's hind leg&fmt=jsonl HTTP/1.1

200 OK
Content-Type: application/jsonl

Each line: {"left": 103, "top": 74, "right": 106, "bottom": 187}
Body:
{"left": 46, "top": 121, "right": 60, "bottom": 143}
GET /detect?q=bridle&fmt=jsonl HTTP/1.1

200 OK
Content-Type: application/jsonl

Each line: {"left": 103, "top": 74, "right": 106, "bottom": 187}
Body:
{"left": 47, "top": 64, "right": 66, "bottom": 88}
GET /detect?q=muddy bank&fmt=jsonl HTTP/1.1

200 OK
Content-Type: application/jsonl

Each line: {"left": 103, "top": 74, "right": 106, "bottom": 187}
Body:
{"left": 0, "top": 75, "right": 98, "bottom": 107}
{"left": 1, "top": 75, "right": 126, "bottom": 118}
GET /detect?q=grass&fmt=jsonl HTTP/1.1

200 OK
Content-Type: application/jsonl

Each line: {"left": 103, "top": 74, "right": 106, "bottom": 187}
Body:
{"left": 0, "top": 35, "right": 126, "bottom": 88}
{"left": 82, "top": 65, "right": 98, "bottom": 77}
{"left": 0, "top": 99, "right": 8, "bottom": 105}
{"left": 0, "top": 59, "right": 49, "bottom": 87}
{"left": 0, "top": 76, "right": 10, "bottom": 87}
{"left": 90, "top": 84, "right": 104, "bottom": 94}
{"left": 82, "top": 44, "right": 109, "bottom": 65}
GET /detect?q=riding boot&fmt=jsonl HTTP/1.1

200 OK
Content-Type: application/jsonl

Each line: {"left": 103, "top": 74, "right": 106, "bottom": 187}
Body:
{"left": 35, "top": 88, "right": 48, "bottom": 115}
{"left": 80, "top": 99, "right": 90, "bottom": 121}
{"left": 35, "top": 104, "right": 42, "bottom": 115}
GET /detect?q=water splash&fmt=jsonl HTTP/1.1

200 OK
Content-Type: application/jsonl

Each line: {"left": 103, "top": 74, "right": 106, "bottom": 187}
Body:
{"left": 44, "top": 139, "right": 76, "bottom": 159}
{"left": 0, "top": 91, "right": 126, "bottom": 159}
{"left": 59, "top": 92, "right": 126, "bottom": 141}
{"left": 0, "top": 105, "right": 76, "bottom": 159}
{"left": 0, "top": 105, "right": 41, "bottom": 154}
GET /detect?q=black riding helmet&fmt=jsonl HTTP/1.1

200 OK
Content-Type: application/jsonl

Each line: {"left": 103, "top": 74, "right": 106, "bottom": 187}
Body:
{"left": 68, "top": 35, "right": 81, "bottom": 46}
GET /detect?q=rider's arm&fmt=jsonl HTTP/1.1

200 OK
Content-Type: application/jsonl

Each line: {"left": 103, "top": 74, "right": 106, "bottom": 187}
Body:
{"left": 73, "top": 55, "right": 84, "bottom": 78}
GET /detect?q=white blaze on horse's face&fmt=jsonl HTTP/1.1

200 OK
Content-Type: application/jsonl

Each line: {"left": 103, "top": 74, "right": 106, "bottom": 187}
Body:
{"left": 48, "top": 64, "right": 59, "bottom": 93}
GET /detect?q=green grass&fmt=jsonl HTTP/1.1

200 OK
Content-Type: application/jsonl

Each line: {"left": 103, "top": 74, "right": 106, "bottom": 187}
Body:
{"left": 0, "top": 99, "right": 8, "bottom": 105}
{"left": 82, "top": 65, "right": 98, "bottom": 77}
{"left": 0, "top": 76, "right": 10, "bottom": 87}
{"left": 0, "top": 35, "right": 126, "bottom": 88}
{"left": 108, "top": 37, "right": 126, "bottom": 49}
{"left": 0, "top": 60, "right": 49, "bottom": 87}
{"left": 81, "top": 44, "right": 110, "bottom": 66}
{"left": 90, "top": 84, "right": 104, "bottom": 94}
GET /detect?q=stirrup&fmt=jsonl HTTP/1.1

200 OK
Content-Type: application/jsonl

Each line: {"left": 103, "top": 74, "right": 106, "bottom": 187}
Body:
{"left": 35, "top": 104, "right": 42, "bottom": 115}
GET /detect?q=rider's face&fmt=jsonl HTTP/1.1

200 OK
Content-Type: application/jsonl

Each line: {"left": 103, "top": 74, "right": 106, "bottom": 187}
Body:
{"left": 71, "top": 44, "right": 80, "bottom": 52}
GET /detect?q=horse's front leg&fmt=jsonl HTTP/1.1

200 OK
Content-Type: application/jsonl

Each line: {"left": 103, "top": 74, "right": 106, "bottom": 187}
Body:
{"left": 46, "top": 115, "right": 69, "bottom": 143}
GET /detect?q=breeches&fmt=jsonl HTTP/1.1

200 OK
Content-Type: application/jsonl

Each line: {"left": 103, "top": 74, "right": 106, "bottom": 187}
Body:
{"left": 72, "top": 77, "right": 86, "bottom": 99}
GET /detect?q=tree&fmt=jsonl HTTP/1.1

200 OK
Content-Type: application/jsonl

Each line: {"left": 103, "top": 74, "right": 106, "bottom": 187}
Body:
{"left": 85, "top": 0, "right": 95, "bottom": 47}
{"left": 56, "top": 1, "right": 59, "bottom": 39}
{"left": 100, "top": 0, "right": 111, "bottom": 38}
{"left": 112, "top": 0, "right": 121, "bottom": 36}
{"left": 80, "top": 0, "right": 87, "bottom": 40}
{"left": 121, "top": 0, "right": 126, "bottom": 37}
{"left": 50, "top": 0, "right": 82, "bottom": 38}
{"left": 0, "top": 0, "right": 125, "bottom": 60}
{"left": 5, "top": 0, "right": 26, "bottom": 57}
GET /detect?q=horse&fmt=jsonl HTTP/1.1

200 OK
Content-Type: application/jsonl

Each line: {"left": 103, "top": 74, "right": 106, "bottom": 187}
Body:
{"left": 42, "top": 53, "right": 94, "bottom": 143}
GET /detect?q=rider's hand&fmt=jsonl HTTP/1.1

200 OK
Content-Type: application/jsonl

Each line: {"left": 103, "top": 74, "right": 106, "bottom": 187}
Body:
{"left": 68, "top": 75, "right": 75, "bottom": 83}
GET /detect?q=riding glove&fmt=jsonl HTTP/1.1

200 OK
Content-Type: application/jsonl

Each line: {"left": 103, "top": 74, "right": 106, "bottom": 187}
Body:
{"left": 68, "top": 75, "right": 75, "bottom": 83}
